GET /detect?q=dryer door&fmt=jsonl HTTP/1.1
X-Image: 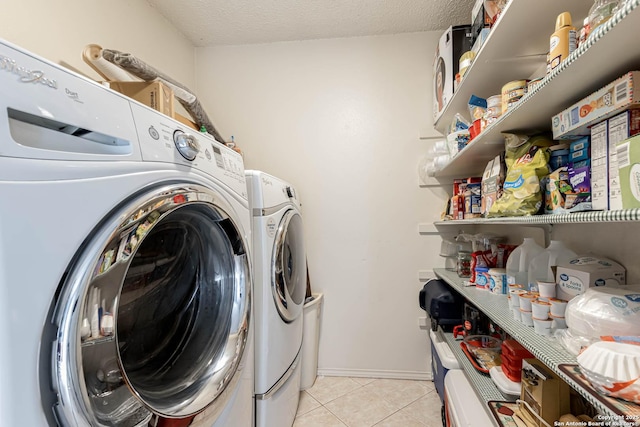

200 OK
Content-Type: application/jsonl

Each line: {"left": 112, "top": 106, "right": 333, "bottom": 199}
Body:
{"left": 48, "top": 183, "right": 251, "bottom": 426}
{"left": 271, "top": 209, "right": 306, "bottom": 323}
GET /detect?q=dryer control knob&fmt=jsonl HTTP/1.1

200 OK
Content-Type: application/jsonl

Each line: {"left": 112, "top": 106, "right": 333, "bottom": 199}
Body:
{"left": 173, "top": 130, "right": 200, "bottom": 161}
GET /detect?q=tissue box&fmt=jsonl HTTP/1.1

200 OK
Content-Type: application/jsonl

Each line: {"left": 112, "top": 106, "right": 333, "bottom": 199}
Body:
{"left": 555, "top": 256, "right": 626, "bottom": 301}
{"left": 552, "top": 71, "right": 640, "bottom": 139}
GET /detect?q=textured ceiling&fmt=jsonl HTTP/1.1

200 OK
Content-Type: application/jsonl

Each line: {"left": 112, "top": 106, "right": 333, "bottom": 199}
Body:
{"left": 146, "top": 0, "right": 476, "bottom": 47}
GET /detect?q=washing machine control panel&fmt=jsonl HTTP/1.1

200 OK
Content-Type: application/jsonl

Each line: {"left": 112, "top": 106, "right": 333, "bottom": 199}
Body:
{"left": 130, "top": 102, "right": 248, "bottom": 199}
{"left": 173, "top": 129, "right": 200, "bottom": 161}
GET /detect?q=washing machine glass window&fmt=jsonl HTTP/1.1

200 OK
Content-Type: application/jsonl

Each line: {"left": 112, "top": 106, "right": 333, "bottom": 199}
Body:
{"left": 272, "top": 210, "right": 306, "bottom": 322}
{"left": 48, "top": 183, "right": 251, "bottom": 426}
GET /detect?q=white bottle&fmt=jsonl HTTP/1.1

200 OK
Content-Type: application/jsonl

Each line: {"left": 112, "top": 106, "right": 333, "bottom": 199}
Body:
{"left": 527, "top": 240, "right": 577, "bottom": 292}
{"left": 506, "top": 238, "right": 545, "bottom": 287}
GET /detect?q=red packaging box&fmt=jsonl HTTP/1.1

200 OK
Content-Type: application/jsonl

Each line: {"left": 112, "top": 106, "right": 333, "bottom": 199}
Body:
{"left": 501, "top": 362, "right": 522, "bottom": 383}
{"left": 502, "top": 339, "right": 534, "bottom": 361}
{"left": 500, "top": 339, "right": 534, "bottom": 381}
{"left": 452, "top": 195, "right": 465, "bottom": 220}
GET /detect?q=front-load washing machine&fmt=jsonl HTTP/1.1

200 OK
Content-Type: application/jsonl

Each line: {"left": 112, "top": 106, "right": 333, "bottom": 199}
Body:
{"left": 0, "top": 39, "right": 253, "bottom": 426}
{"left": 245, "top": 171, "right": 307, "bottom": 427}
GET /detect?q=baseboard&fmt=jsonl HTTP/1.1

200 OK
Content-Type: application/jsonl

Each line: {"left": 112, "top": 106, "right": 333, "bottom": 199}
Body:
{"left": 317, "top": 368, "right": 433, "bottom": 381}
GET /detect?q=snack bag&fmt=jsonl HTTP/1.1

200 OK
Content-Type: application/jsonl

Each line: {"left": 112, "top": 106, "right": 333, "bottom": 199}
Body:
{"left": 544, "top": 164, "right": 592, "bottom": 213}
{"left": 489, "top": 144, "right": 550, "bottom": 217}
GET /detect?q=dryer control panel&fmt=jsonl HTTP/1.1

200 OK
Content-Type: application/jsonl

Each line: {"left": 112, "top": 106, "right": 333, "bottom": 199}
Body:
{"left": 130, "top": 102, "right": 247, "bottom": 199}
{"left": 246, "top": 170, "right": 302, "bottom": 210}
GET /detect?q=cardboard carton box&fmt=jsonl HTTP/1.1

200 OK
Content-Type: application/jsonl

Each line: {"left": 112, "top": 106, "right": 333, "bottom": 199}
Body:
{"left": 173, "top": 112, "right": 199, "bottom": 131}
{"left": 464, "top": 182, "right": 482, "bottom": 218}
{"left": 569, "top": 137, "right": 589, "bottom": 153}
{"left": 555, "top": 256, "right": 626, "bottom": 300}
{"left": 433, "top": 25, "right": 473, "bottom": 122}
{"left": 608, "top": 109, "right": 640, "bottom": 209}
{"left": 108, "top": 81, "right": 174, "bottom": 117}
{"left": 521, "top": 359, "right": 570, "bottom": 427}
{"left": 451, "top": 194, "right": 465, "bottom": 220}
{"left": 552, "top": 71, "right": 640, "bottom": 139}
{"left": 481, "top": 153, "right": 505, "bottom": 216}
{"left": 617, "top": 133, "right": 640, "bottom": 208}
{"left": 591, "top": 121, "right": 609, "bottom": 210}
{"left": 471, "top": 0, "right": 492, "bottom": 44}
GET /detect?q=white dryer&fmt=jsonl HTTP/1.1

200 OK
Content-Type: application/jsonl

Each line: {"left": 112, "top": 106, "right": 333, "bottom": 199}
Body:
{"left": 0, "top": 39, "right": 253, "bottom": 426}
{"left": 245, "top": 171, "right": 307, "bottom": 427}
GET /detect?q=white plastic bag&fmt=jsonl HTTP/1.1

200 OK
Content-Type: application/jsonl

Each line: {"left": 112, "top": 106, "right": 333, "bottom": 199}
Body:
{"left": 565, "top": 286, "right": 640, "bottom": 338}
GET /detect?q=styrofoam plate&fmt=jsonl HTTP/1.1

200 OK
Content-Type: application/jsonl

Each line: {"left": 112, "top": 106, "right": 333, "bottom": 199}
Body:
{"left": 489, "top": 366, "right": 520, "bottom": 398}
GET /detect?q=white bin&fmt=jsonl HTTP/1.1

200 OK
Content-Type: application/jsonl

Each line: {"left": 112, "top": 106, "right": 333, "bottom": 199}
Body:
{"left": 300, "top": 292, "right": 323, "bottom": 390}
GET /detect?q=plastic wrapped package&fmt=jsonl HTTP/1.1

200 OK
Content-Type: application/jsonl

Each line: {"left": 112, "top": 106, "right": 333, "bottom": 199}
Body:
{"left": 488, "top": 134, "right": 552, "bottom": 217}
{"left": 449, "top": 113, "right": 471, "bottom": 134}
{"left": 577, "top": 340, "right": 640, "bottom": 404}
{"left": 468, "top": 95, "right": 487, "bottom": 122}
{"left": 555, "top": 328, "right": 598, "bottom": 356}
{"left": 588, "top": 0, "right": 620, "bottom": 35}
{"left": 457, "top": 233, "right": 508, "bottom": 282}
{"left": 447, "top": 131, "right": 471, "bottom": 157}
{"left": 565, "top": 286, "right": 640, "bottom": 339}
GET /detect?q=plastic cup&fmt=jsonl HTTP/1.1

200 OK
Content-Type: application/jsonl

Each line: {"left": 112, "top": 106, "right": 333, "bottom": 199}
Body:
{"left": 550, "top": 314, "right": 567, "bottom": 330}
{"left": 533, "top": 318, "right": 553, "bottom": 336}
{"left": 520, "top": 309, "right": 533, "bottom": 326}
{"left": 531, "top": 299, "right": 551, "bottom": 320}
{"left": 550, "top": 298, "right": 568, "bottom": 317}
{"left": 509, "top": 289, "right": 525, "bottom": 308}
{"left": 537, "top": 281, "right": 556, "bottom": 298}
{"left": 508, "top": 284, "right": 524, "bottom": 293}
{"left": 518, "top": 293, "right": 537, "bottom": 311}
{"left": 513, "top": 307, "right": 522, "bottom": 321}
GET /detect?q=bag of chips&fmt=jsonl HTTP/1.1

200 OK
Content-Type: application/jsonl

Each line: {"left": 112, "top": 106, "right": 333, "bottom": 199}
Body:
{"left": 489, "top": 134, "right": 551, "bottom": 217}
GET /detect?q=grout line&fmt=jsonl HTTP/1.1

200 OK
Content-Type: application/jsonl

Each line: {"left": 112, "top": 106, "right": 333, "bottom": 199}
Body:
{"left": 295, "top": 377, "right": 440, "bottom": 427}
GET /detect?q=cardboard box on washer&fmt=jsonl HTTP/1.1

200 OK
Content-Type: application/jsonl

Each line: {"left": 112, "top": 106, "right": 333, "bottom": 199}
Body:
{"left": 107, "top": 81, "right": 175, "bottom": 118}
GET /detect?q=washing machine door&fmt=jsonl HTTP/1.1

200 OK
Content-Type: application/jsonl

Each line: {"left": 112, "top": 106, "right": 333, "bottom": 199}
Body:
{"left": 48, "top": 183, "right": 251, "bottom": 426}
{"left": 271, "top": 208, "right": 306, "bottom": 323}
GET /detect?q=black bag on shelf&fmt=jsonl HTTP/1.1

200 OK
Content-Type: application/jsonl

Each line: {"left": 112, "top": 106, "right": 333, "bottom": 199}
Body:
{"left": 462, "top": 302, "right": 492, "bottom": 336}
{"left": 418, "top": 278, "right": 464, "bottom": 332}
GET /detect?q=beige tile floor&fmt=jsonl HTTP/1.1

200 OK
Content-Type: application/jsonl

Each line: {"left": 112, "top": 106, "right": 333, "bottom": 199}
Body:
{"left": 293, "top": 376, "right": 443, "bottom": 427}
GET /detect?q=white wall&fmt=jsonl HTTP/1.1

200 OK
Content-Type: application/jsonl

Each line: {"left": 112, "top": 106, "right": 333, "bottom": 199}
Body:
{"left": 3, "top": 3, "right": 448, "bottom": 378}
{"left": 3, "top": 0, "right": 195, "bottom": 88}
{"left": 196, "top": 33, "right": 446, "bottom": 379}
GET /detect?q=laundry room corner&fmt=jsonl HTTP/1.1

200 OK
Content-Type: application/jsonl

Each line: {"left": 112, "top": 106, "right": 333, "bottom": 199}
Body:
{"left": 195, "top": 31, "right": 445, "bottom": 379}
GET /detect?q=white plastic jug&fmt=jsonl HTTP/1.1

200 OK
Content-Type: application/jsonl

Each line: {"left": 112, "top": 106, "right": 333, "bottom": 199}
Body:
{"left": 527, "top": 240, "right": 577, "bottom": 291}
{"left": 506, "top": 238, "right": 544, "bottom": 287}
